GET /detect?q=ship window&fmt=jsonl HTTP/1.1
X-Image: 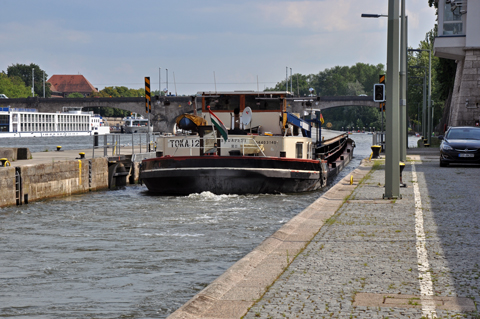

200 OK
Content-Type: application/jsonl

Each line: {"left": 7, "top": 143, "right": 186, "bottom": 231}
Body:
{"left": 0, "top": 115, "right": 9, "bottom": 125}
{"left": 296, "top": 142, "right": 303, "bottom": 159}
{"left": 246, "top": 96, "right": 282, "bottom": 111}
{"left": 0, "top": 115, "right": 8, "bottom": 131}
{"left": 206, "top": 95, "right": 240, "bottom": 111}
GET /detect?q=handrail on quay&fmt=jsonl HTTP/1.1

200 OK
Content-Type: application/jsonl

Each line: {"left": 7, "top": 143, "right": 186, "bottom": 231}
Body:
{"left": 372, "top": 131, "right": 386, "bottom": 151}
{"left": 92, "top": 133, "right": 159, "bottom": 158}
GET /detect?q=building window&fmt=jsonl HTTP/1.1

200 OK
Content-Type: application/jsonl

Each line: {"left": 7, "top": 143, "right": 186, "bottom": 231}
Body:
{"left": 443, "top": 3, "right": 464, "bottom": 35}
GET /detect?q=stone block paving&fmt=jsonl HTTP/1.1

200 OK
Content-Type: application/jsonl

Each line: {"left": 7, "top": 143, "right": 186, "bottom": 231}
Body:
{"left": 244, "top": 156, "right": 480, "bottom": 319}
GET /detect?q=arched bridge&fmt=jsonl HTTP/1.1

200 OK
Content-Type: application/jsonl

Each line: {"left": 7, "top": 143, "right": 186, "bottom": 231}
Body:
{"left": 290, "top": 95, "right": 378, "bottom": 112}
{"left": 1, "top": 95, "right": 378, "bottom": 133}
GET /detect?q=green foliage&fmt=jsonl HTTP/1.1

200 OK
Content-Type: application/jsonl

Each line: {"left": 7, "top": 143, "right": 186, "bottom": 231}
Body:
{"left": 407, "top": 25, "right": 456, "bottom": 133}
{"left": 0, "top": 72, "right": 32, "bottom": 98}
{"left": 91, "top": 86, "right": 145, "bottom": 98}
{"left": 66, "top": 92, "right": 85, "bottom": 98}
{"left": 268, "top": 63, "right": 384, "bottom": 98}
{"left": 151, "top": 89, "right": 166, "bottom": 97}
{"left": 322, "top": 105, "right": 382, "bottom": 131}
{"left": 6, "top": 63, "right": 51, "bottom": 97}
{"left": 82, "top": 106, "right": 130, "bottom": 117}
{"left": 267, "top": 63, "right": 385, "bottom": 130}
{"left": 87, "top": 86, "right": 144, "bottom": 117}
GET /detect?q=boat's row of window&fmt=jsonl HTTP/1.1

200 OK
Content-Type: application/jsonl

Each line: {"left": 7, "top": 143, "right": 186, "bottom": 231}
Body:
{"left": 126, "top": 120, "right": 148, "bottom": 126}
{"left": 12, "top": 113, "right": 90, "bottom": 124}
{"left": 58, "top": 115, "right": 89, "bottom": 123}
{"left": 18, "top": 122, "right": 90, "bottom": 132}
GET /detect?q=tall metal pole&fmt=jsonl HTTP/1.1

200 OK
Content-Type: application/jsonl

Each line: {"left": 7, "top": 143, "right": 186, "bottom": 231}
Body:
{"left": 428, "top": 50, "right": 432, "bottom": 145}
{"left": 297, "top": 74, "right": 299, "bottom": 96}
{"left": 32, "top": 68, "right": 34, "bottom": 97}
{"left": 399, "top": 1, "right": 407, "bottom": 161}
{"left": 43, "top": 71, "right": 45, "bottom": 98}
{"left": 405, "top": 17, "right": 409, "bottom": 148}
{"left": 385, "top": 0, "right": 401, "bottom": 199}
{"left": 286, "top": 67, "right": 288, "bottom": 93}
{"left": 290, "top": 68, "right": 293, "bottom": 94}
{"left": 166, "top": 69, "right": 169, "bottom": 94}
{"left": 159, "top": 68, "right": 161, "bottom": 96}
{"left": 423, "top": 73, "right": 427, "bottom": 138}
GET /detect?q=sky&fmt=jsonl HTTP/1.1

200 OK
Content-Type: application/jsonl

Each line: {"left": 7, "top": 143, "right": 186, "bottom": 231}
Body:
{"left": 0, "top": 0, "right": 437, "bottom": 95}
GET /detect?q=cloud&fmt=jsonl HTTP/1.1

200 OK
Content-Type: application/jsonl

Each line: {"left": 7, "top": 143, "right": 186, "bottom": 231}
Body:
{"left": 256, "top": 1, "right": 364, "bottom": 33}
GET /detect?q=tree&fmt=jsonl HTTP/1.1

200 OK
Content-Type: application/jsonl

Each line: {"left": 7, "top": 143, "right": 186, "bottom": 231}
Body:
{"left": 66, "top": 92, "right": 84, "bottom": 98}
{"left": 0, "top": 72, "right": 31, "bottom": 98}
{"left": 406, "top": 24, "right": 457, "bottom": 133}
{"left": 267, "top": 63, "right": 385, "bottom": 130}
{"left": 346, "top": 80, "right": 365, "bottom": 96}
{"left": 6, "top": 63, "right": 51, "bottom": 97}
{"left": 90, "top": 86, "right": 145, "bottom": 98}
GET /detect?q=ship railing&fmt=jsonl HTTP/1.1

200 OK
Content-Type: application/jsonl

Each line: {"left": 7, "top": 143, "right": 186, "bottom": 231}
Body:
{"left": 315, "top": 135, "right": 348, "bottom": 160}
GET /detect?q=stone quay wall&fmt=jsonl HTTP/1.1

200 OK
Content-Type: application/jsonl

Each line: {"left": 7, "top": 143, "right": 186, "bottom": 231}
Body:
{"left": 0, "top": 148, "right": 32, "bottom": 162}
{"left": 0, "top": 167, "right": 17, "bottom": 207}
{"left": 0, "top": 157, "right": 108, "bottom": 208}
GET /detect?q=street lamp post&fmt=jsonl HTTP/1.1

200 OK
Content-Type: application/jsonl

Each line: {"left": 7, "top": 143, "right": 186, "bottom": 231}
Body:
{"left": 361, "top": 8, "right": 408, "bottom": 162}
{"left": 408, "top": 49, "right": 432, "bottom": 145}
{"left": 385, "top": 0, "right": 401, "bottom": 199}
{"left": 400, "top": 0, "right": 407, "bottom": 161}
{"left": 362, "top": 0, "right": 403, "bottom": 199}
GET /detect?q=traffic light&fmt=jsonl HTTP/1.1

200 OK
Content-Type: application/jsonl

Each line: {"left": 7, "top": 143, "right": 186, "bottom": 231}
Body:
{"left": 373, "top": 84, "right": 385, "bottom": 102}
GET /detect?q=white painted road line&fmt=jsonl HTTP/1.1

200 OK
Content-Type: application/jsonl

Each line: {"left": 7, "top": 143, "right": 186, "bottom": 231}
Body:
{"left": 412, "top": 163, "right": 437, "bottom": 318}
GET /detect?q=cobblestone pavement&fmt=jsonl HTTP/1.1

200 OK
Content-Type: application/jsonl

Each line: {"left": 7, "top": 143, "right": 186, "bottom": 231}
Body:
{"left": 244, "top": 155, "right": 480, "bottom": 319}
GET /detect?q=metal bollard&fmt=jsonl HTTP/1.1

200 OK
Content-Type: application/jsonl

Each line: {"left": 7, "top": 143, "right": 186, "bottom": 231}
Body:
{"left": 400, "top": 162, "right": 406, "bottom": 187}
{"left": 371, "top": 145, "right": 382, "bottom": 159}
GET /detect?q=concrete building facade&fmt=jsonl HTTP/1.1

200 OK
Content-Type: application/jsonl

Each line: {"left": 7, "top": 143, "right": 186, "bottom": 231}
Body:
{"left": 434, "top": 0, "right": 480, "bottom": 126}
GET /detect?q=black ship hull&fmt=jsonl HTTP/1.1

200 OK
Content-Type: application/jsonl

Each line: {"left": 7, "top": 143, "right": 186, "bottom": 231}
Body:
{"left": 140, "top": 136, "right": 354, "bottom": 196}
{"left": 140, "top": 156, "right": 328, "bottom": 195}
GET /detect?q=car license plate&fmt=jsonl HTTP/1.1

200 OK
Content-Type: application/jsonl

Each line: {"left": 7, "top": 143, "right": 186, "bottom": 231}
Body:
{"left": 459, "top": 153, "right": 474, "bottom": 157}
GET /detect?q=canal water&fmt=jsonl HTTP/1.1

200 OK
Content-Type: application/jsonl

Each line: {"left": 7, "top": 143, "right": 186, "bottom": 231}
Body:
{"left": 0, "top": 133, "right": 420, "bottom": 318}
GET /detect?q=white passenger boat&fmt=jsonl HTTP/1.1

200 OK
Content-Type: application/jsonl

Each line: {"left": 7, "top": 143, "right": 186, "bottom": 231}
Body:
{"left": 0, "top": 106, "right": 110, "bottom": 138}
{"left": 122, "top": 114, "right": 153, "bottom": 133}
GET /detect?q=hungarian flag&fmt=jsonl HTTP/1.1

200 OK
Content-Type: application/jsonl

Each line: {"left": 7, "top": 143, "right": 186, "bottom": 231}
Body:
{"left": 320, "top": 113, "right": 325, "bottom": 125}
{"left": 207, "top": 106, "right": 228, "bottom": 141}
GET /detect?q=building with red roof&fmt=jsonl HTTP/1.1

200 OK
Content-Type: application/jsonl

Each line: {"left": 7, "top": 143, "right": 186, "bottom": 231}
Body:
{"left": 47, "top": 75, "right": 98, "bottom": 98}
